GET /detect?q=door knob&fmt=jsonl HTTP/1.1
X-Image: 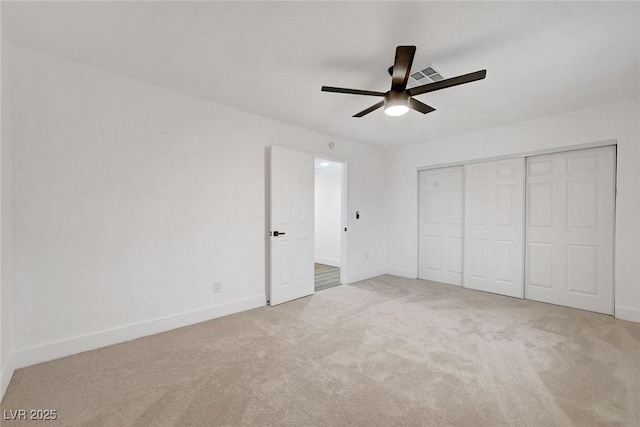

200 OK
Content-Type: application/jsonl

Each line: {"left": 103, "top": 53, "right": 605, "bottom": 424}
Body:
{"left": 273, "top": 231, "right": 286, "bottom": 236}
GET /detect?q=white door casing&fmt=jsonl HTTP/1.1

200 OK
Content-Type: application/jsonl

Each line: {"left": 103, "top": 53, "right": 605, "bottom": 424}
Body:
{"left": 269, "top": 146, "right": 314, "bottom": 306}
{"left": 525, "top": 146, "right": 615, "bottom": 315}
{"left": 464, "top": 158, "right": 525, "bottom": 298}
{"left": 418, "top": 166, "right": 464, "bottom": 285}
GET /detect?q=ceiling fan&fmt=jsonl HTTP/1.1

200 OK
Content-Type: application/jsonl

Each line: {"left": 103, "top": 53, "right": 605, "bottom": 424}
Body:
{"left": 321, "top": 45, "right": 486, "bottom": 117}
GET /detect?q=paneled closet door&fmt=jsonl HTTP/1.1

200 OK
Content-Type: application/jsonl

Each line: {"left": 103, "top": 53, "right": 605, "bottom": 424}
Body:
{"left": 525, "top": 146, "right": 615, "bottom": 315}
{"left": 464, "top": 158, "right": 525, "bottom": 298}
{"left": 418, "top": 166, "right": 464, "bottom": 285}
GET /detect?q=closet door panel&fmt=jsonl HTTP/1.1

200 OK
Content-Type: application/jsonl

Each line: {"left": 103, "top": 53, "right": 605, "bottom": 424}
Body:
{"left": 418, "top": 166, "right": 464, "bottom": 285}
{"left": 525, "top": 146, "right": 615, "bottom": 314}
{"left": 464, "top": 158, "right": 525, "bottom": 298}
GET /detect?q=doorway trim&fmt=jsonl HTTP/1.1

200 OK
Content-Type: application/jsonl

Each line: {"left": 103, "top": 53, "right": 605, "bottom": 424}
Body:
{"left": 314, "top": 155, "right": 348, "bottom": 285}
{"left": 414, "top": 140, "right": 618, "bottom": 316}
{"left": 415, "top": 139, "right": 617, "bottom": 279}
{"left": 416, "top": 139, "right": 617, "bottom": 172}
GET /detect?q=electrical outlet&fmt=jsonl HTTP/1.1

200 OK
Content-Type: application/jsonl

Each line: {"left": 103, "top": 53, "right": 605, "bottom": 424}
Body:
{"left": 214, "top": 281, "right": 222, "bottom": 293}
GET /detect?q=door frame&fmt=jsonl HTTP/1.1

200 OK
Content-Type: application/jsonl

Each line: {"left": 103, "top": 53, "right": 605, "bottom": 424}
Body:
{"left": 414, "top": 140, "right": 617, "bottom": 312}
{"left": 314, "top": 155, "right": 348, "bottom": 285}
{"left": 416, "top": 140, "right": 616, "bottom": 172}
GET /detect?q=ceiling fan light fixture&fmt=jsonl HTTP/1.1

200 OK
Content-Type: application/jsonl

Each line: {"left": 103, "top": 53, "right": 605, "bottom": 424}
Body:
{"left": 384, "top": 104, "right": 409, "bottom": 117}
{"left": 321, "top": 46, "right": 486, "bottom": 118}
{"left": 384, "top": 92, "right": 409, "bottom": 117}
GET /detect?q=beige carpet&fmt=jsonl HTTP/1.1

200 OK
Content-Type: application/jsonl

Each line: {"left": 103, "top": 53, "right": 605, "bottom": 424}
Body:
{"left": 2, "top": 275, "right": 640, "bottom": 426}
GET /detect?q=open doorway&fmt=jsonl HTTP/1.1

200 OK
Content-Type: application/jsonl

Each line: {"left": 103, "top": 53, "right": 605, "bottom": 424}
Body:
{"left": 314, "top": 158, "right": 345, "bottom": 291}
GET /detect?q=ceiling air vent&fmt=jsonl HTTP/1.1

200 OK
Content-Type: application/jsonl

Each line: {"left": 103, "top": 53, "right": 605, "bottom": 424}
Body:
{"left": 408, "top": 65, "right": 444, "bottom": 87}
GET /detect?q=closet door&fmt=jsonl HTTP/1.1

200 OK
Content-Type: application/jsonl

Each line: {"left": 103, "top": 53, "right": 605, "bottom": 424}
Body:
{"left": 418, "top": 166, "right": 464, "bottom": 285}
{"left": 464, "top": 158, "right": 525, "bottom": 298}
{"left": 525, "top": 146, "right": 615, "bottom": 315}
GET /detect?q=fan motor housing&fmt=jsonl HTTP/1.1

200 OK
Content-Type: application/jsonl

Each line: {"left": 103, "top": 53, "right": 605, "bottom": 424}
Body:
{"left": 384, "top": 90, "right": 409, "bottom": 107}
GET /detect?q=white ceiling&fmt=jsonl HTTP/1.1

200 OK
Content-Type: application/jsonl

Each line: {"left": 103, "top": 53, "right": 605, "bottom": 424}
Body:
{"left": 3, "top": 1, "right": 639, "bottom": 147}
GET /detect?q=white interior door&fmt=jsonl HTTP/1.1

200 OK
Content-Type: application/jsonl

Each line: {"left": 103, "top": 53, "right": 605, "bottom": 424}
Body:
{"left": 525, "top": 146, "right": 615, "bottom": 315}
{"left": 418, "top": 166, "right": 464, "bottom": 285}
{"left": 464, "top": 158, "right": 525, "bottom": 298}
{"left": 270, "top": 145, "right": 314, "bottom": 306}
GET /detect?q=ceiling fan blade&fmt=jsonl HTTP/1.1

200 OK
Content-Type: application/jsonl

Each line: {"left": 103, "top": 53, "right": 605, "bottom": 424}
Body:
{"left": 391, "top": 45, "right": 416, "bottom": 92}
{"left": 353, "top": 101, "right": 384, "bottom": 117}
{"left": 321, "top": 86, "right": 386, "bottom": 97}
{"left": 409, "top": 98, "right": 436, "bottom": 114}
{"left": 408, "top": 70, "right": 487, "bottom": 97}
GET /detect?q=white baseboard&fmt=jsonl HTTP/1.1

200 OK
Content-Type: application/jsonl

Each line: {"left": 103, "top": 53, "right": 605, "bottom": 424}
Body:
{"left": 9, "top": 295, "right": 265, "bottom": 376}
{"left": 386, "top": 268, "right": 417, "bottom": 279}
{"left": 615, "top": 305, "right": 640, "bottom": 323}
{"left": 346, "top": 268, "right": 387, "bottom": 284}
{"left": 1, "top": 353, "right": 17, "bottom": 401}
{"left": 314, "top": 257, "right": 340, "bottom": 267}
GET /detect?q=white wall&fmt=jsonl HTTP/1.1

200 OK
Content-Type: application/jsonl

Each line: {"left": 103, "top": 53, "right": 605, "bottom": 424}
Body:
{"left": 5, "top": 43, "right": 388, "bottom": 378}
{"left": 314, "top": 165, "right": 342, "bottom": 267}
{"left": 1, "top": 8, "right": 16, "bottom": 399}
{"left": 386, "top": 97, "right": 640, "bottom": 322}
